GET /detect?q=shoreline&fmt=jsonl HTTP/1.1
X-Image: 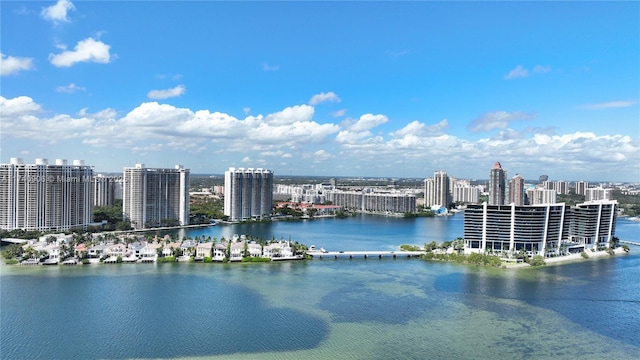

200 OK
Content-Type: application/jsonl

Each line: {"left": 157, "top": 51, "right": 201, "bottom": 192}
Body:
{"left": 504, "top": 247, "right": 630, "bottom": 268}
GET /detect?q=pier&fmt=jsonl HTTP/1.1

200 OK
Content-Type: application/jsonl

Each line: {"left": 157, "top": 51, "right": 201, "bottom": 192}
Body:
{"left": 307, "top": 250, "right": 424, "bottom": 259}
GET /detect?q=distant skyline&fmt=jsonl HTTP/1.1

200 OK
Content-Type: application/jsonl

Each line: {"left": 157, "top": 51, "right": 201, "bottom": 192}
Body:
{"left": 1, "top": 1, "right": 638, "bottom": 182}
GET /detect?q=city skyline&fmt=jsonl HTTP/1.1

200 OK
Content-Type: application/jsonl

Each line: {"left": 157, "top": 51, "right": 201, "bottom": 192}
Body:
{"left": 1, "top": 1, "right": 639, "bottom": 181}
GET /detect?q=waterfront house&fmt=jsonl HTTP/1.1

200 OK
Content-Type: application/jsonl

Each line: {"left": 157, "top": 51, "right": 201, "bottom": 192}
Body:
{"left": 195, "top": 242, "right": 213, "bottom": 260}
{"left": 180, "top": 240, "right": 198, "bottom": 257}
{"left": 43, "top": 244, "right": 60, "bottom": 264}
{"left": 248, "top": 242, "right": 262, "bottom": 257}
{"left": 87, "top": 244, "right": 106, "bottom": 259}
{"left": 74, "top": 243, "right": 87, "bottom": 257}
{"left": 263, "top": 242, "right": 293, "bottom": 259}
{"left": 105, "top": 243, "right": 127, "bottom": 258}
{"left": 230, "top": 242, "right": 245, "bottom": 261}
{"left": 213, "top": 243, "right": 227, "bottom": 261}
{"left": 128, "top": 242, "right": 146, "bottom": 259}
{"left": 141, "top": 243, "right": 162, "bottom": 262}
{"left": 162, "top": 242, "right": 181, "bottom": 258}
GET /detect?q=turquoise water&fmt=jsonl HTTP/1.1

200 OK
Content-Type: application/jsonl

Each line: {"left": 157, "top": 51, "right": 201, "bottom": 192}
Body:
{"left": 1, "top": 216, "right": 639, "bottom": 360}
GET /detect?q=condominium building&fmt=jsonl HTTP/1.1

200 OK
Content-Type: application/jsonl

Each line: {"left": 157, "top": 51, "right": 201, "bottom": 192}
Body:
{"left": 585, "top": 187, "right": 612, "bottom": 202}
{"left": 94, "top": 174, "right": 116, "bottom": 207}
{"left": 122, "top": 164, "right": 190, "bottom": 229}
{"left": 325, "top": 189, "right": 416, "bottom": 213}
{"left": 424, "top": 171, "right": 450, "bottom": 208}
{"left": 509, "top": 174, "right": 525, "bottom": 206}
{"left": 463, "top": 200, "right": 617, "bottom": 257}
{"left": 555, "top": 181, "right": 570, "bottom": 195}
{"left": 224, "top": 167, "right": 273, "bottom": 221}
{"left": 526, "top": 188, "right": 557, "bottom": 205}
{"left": 0, "top": 158, "right": 93, "bottom": 231}
{"left": 489, "top": 162, "right": 507, "bottom": 205}
{"left": 452, "top": 184, "right": 481, "bottom": 204}
{"left": 575, "top": 181, "right": 589, "bottom": 196}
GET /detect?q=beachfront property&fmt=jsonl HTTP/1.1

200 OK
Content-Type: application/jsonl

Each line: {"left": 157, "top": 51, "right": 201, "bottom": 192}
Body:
{"left": 0, "top": 158, "right": 93, "bottom": 232}
{"left": 463, "top": 200, "right": 618, "bottom": 257}
{"left": 122, "top": 164, "right": 190, "bottom": 230}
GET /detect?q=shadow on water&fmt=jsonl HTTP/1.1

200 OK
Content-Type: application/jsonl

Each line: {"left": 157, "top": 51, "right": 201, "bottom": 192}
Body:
{"left": 432, "top": 254, "right": 640, "bottom": 347}
{"left": 0, "top": 271, "right": 329, "bottom": 359}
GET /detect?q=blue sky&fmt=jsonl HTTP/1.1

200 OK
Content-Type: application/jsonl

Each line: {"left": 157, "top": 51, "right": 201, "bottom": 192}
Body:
{"left": 1, "top": 1, "right": 639, "bottom": 182}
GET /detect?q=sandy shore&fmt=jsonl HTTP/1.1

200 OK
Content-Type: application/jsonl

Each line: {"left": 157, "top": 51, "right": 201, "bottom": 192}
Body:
{"left": 505, "top": 247, "right": 629, "bottom": 268}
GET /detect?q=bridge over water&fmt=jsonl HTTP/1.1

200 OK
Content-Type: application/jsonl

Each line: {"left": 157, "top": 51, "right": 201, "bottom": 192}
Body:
{"left": 307, "top": 250, "right": 424, "bottom": 259}
{"left": 620, "top": 240, "right": 640, "bottom": 247}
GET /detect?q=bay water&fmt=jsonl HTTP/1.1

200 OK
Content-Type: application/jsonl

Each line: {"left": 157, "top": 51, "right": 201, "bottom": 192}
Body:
{"left": 1, "top": 215, "right": 639, "bottom": 359}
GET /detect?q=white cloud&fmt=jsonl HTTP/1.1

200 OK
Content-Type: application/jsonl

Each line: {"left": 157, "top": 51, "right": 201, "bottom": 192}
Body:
{"left": 264, "top": 105, "right": 315, "bottom": 125}
{"left": 504, "top": 65, "right": 528, "bottom": 79}
{"left": 55, "top": 83, "right": 85, "bottom": 93}
{"left": 336, "top": 114, "right": 388, "bottom": 144}
{"left": 391, "top": 119, "right": 448, "bottom": 137}
{"left": 41, "top": 0, "right": 75, "bottom": 23}
{"left": 308, "top": 91, "right": 341, "bottom": 105}
{"left": 2, "top": 96, "right": 637, "bottom": 181}
{"left": 147, "top": 85, "right": 186, "bottom": 99}
{"left": 533, "top": 65, "right": 551, "bottom": 74}
{"left": 262, "top": 63, "right": 279, "bottom": 71}
{"left": 243, "top": 107, "right": 251, "bottom": 115}
{"left": 579, "top": 100, "right": 638, "bottom": 110}
{"left": 313, "top": 149, "right": 333, "bottom": 161}
{"left": 331, "top": 109, "right": 347, "bottom": 117}
{"left": 0, "top": 53, "right": 34, "bottom": 76}
{"left": 468, "top": 111, "right": 537, "bottom": 132}
{"left": 49, "top": 38, "right": 112, "bottom": 67}
{"left": 505, "top": 64, "right": 551, "bottom": 79}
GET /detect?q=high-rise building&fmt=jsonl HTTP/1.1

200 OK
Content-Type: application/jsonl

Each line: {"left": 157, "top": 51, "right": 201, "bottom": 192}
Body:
{"left": 224, "top": 167, "right": 273, "bottom": 221}
{"left": 433, "top": 171, "right": 450, "bottom": 208}
{"left": 424, "top": 171, "right": 451, "bottom": 208}
{"left": 489, "top": 162, "right": 506, "bottom": 205}
{"left": 575, "top": 181, "right": 589, "bottom": 196}
{"left": 122, "top": 164, "right": 190, "bottom": 229}
{"left": 94, "top": 174, "right": 115, "bottom": 207}
{"left": 555, "top": 181, "right": 570, "bottom": 195}
{"left": 585, "top": 187, "right": 612, "bottom": 202}
{"left": 453, "top": 184, "right": 481, "bottom": 204}
{"left": 539, "top": 175, "right": 548, "bottom": 183}
{"left": 0, "top": 158, "right": 93, "bottom": 231}
{"left": 424, "top": 177, "right": 435, "bottom": 207}
{"left": 509, "top": 174, "right": 525, "bottom": 206}
{"left": 527, "top": 188, "right": 557, "bottom": 205}
{"left": 463, "top": 200, "right": 617, "bottom": 256}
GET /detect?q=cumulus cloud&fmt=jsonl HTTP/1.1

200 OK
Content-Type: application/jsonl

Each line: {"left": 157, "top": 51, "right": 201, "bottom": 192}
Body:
{"left": 579, "top": 100, "right": 638, "bottom": 110}
{"left": 41, "top": 0, "right": 75, "bottom": 23}
{"left": 0, "top": 53, "right": 34, "bottom": 76}
{"left": 391, "top": 119, "right": 448, "bottom": 137}
{"left": 55, "top": 83, "right": 85, "bottom": 93}
{"left": 505, "top": 64, "right": 551, "bottom": 79}
{"left": 147, "top": 85, "right": 186, "bottom": 99}
{"left": 49, "top": 38, "right": 112, "bottom": 67}
{"left": 336, "top": 114, "right": 388, "bottom": 144}
{"left": 468, "top": 111, "right": 537, "bottom": 132}
{"left": 2, "top": 95, "right": 637, "bottom": 180}
{"left": 308, "top": 91, "right": 341, "bottom": 105}
{"left": 313, "top": 149, "right": 333, "bottom": 161}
